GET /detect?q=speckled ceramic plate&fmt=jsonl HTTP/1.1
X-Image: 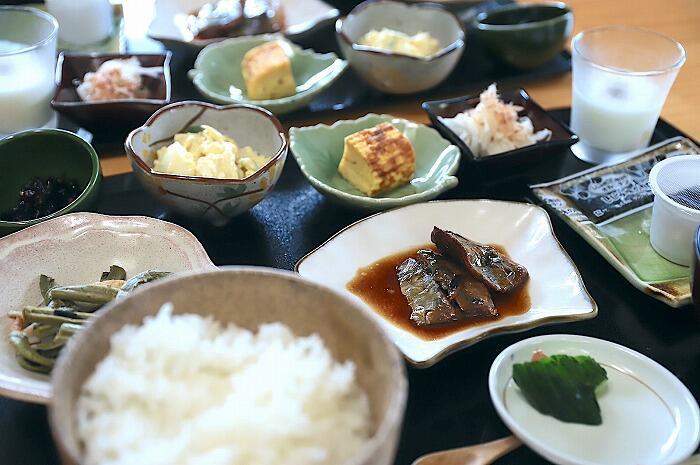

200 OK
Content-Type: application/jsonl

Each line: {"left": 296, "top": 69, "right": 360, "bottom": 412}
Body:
{"left": 490, "top": 335, "right": 700, "bottom": 465}
{"left": 289, "top": 114, "right": 460, "bottom": 210}
{"left": 296, "top": 200, "right": 597, "bottom": 367}
{"left": 189, "top": 34, "right": 347, "bottom": 114}
{"left": 531, "top": 136, "right": 700, "bottom": 308}
{"left": 0, "top": 213, "right": 216, "bottom": 403}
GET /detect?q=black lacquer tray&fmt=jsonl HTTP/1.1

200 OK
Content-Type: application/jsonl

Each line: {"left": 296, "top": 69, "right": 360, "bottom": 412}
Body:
{"left": 3, "top": 111, "right": 699, "bottom": 465}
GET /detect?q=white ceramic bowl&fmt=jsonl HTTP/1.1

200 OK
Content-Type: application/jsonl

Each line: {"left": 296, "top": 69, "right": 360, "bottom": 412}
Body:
{"left": 126, "top": 101, "right": 288, "bottom": 226}
{"left": 335, "top": 0, "right": 465, "bottom": 94}
{"left": 0, "top": 213, "right": 217, "bottom": 403}
{"left": 489, "top": 334, "right": 700, "bottom": 465}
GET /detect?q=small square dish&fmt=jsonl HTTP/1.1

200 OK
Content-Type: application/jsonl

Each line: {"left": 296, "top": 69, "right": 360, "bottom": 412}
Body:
{"left": 422, "top": 88, "right": 578, "bottom": 169}
{"left": 296, "top": 200, "right": 597, "bottom": 367}
{"left": 289, "top": 113, "right": 460, "bottom": 210}
{"left": 51, "top": 52, "right": 172, "bottom": 134}
{"left": 189, "top": 34, "right": 347, "bottom": 114}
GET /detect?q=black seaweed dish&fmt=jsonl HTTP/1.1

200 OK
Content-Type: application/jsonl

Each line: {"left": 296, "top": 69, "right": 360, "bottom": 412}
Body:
{"left": 422, "top": 88, "right": 578, "bottom": 170}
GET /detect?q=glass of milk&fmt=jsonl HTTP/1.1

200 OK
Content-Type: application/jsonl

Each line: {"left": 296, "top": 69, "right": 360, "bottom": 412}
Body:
{"left": 45, "top": 0, "right": 113, "bottom": 46}
{"left": 570, "top": 26, "right": 686, "bottom": 164}
{"left": 0, "top": 7, "right": 58, "bottom": 135}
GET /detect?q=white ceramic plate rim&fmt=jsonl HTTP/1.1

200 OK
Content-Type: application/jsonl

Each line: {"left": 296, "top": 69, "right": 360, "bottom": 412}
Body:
{"left": 489, "top": 334, "right": 700, "bottom": 465}
{"left": 147, "top": 0, "right": 340, "bottom": 45}
{"left": 296, "top": 199, "right": 597, "bottom": 366}
{"left": 289, "top": 113, "right": 460, "bottom": 208}
{"left": 0, "top": 213, "right": 217, "bottom": 403}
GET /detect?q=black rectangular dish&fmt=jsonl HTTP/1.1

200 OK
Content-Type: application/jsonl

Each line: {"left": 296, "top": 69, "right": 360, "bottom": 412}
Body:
{"left": 423, "top": 88, "right": 578, "bottom": 171}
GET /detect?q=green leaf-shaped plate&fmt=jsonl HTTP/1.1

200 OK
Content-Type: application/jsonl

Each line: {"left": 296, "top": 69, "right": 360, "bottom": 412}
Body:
{"left": 189, "top": 34, "right": 347, "bottom": 115}
{"left": 289, "top": 114, "right": 460, "bottom": 210}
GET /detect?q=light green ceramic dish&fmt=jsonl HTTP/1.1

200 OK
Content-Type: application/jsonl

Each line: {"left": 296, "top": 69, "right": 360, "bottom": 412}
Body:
{"left": 290, "top": 114, "right": 460, "bottom": 210}
{"left": 189, "top": 34, "right": 347, "bottom": 114}
{"left": 531, "top": 136, "right": 700, "bottom": 308}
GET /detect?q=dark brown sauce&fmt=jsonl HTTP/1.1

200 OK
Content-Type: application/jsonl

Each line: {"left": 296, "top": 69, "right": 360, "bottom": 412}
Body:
{"left": 347, "top": 244, "right": 531, "bottom": 341}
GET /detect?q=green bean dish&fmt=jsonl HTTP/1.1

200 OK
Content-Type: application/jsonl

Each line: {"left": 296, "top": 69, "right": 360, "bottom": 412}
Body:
{"left": 8, "top": 265, "right": 171, "bottom": 374}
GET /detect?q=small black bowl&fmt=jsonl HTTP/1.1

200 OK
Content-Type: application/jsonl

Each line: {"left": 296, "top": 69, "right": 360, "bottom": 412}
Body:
{"left": 473, "top": 2, "right": 573, "bottom": 70}
{"left": 422, "top": 88, "right": 578, "bottom": 173}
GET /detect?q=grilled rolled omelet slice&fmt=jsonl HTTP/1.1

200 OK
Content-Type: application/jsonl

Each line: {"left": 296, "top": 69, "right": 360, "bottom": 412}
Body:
{"left": 338, "top": 122, "right": 416, "bottom": 196}
{"left": 242, "top": 41, "right": 296, "bottom": 100}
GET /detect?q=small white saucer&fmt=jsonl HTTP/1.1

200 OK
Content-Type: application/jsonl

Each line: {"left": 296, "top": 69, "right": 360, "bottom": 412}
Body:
{"left": 489, "top": 334, "right": 700, "bottom": 465}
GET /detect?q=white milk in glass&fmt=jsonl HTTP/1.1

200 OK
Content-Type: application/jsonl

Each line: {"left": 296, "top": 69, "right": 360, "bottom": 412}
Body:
{"left": 571, "top": 77, "right": 659, "bottom": 153}
{"left": 0, "top": 40, "right": 55, "bottom": 134}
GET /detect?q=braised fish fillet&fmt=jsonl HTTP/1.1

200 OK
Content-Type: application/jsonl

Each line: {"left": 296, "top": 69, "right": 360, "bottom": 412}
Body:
{"left": 431, "top": 227, "right": 529, "bottom": 293}
{"left": 396, "top": 257, "right": 462, "bottom": 326}
{"left": 414, "top": 250, "right": 497, "bottom": 318}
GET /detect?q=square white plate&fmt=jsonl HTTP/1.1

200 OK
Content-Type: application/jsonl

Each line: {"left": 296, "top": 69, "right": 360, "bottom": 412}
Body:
{"left": 296, "top": 200, "right": 597, "bottom": 367}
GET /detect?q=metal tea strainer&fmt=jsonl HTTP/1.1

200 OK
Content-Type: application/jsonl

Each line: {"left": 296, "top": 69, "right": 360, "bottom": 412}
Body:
{"left": 648, "top": 155, "right": 700, "bottom": 266}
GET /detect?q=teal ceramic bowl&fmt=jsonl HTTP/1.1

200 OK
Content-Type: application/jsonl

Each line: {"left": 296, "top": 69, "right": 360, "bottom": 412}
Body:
{"left": 290, "top": 114, "right": 460, "bottom": 210}
{"left": 0, "top": 129, "right": 102, "bottom": 236}
{"left": 473, "top": 2, "right": 573, "bottom": 70}
{"left": 189, "top": 34, "right": 348, "bottom": 115}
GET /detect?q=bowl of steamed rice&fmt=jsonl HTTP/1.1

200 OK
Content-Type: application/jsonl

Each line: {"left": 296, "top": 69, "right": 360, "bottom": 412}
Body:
{"left": 49, "top": 267, "right": 407, "bottom": 465}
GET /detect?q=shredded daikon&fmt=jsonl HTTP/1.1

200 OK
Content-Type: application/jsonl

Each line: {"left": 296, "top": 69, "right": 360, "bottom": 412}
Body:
{"left": 77, "top": 57, "right": 148, "bottom": 102}
{"left": 439, "top": 84, "right": 551, "bottom": 158}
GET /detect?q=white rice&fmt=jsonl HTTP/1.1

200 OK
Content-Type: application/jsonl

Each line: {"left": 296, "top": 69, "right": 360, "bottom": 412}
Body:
{"left": 76, "top": 304, "right": 371, "bottom": 465}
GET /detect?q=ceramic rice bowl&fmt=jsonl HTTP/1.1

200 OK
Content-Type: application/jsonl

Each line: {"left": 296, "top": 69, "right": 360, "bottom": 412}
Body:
{"left": 49, "top": 267, "right": 408, "bottom": 465}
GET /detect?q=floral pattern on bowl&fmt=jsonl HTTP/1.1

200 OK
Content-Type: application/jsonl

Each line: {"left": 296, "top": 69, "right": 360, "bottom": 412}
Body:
{"left": 126, "top": 101, "right": 288, "bottom": 226}
{"left": 189, "top": 34, "right": 347, "bottom": 114}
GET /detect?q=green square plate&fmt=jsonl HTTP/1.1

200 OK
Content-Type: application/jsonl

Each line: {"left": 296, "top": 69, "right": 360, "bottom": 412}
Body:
{"left": 188, "top": 34, "right": 347, "bottom": 115}
{"left": 531, "top": 136, "right": 700, "bottom": 307}
{"left": 289, "top": 113, "right": 460, "bottom": 210}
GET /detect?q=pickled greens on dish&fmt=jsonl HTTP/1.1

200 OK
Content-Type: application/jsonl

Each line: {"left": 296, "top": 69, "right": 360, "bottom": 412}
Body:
{"left": 7, "top": 265, "right": 171, "bottom": 374}
{"left": 512, "top": 353, "right": 608, "bottom": 425}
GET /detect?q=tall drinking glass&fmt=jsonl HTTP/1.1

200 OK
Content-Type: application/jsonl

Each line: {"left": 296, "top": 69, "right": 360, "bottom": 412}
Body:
{"left": 570, "top": 26, "right": 686, "bottom": 164}
{"left": 0, "top": 7, "right": 58, "bottom": 135}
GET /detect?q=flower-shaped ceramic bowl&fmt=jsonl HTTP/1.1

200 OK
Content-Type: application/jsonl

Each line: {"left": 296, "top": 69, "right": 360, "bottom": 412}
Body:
{"left": 126, "top": 101, "right": 288, "bottom": 225}
{"left": 336, "top": 0, "right": 465, "bottom": 94}
{"left": 189, "top": 34, "right": 347, "bottom": 114}
{"left": 289, "top": 113, "right": 460, "bottom": 210}
{"left": 0, "top": 212, "right": 216, "bottom": 403}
